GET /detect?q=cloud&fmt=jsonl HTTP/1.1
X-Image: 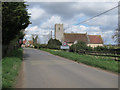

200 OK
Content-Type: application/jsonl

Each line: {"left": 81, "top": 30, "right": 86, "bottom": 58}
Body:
{"left": 40, "top": 16, "right": 63, "bottom": 28}
{"left": 65, "top": 25, "right": 101, "bottom": 34}
{"left": 102, "top": 30, "right": 116, "bottom": 44}
{"left": 25, "top": 25, "right": 52, "bottom": 43}
{"left": 26, "top": 0, "right": 119, "bottom": 3}
{"left": 28, "top": 6, "right": 46, "bottom": 20}
{"left": 86, "top": 15, "right": 118, "bottom": 30}
{"left": 29, "top": 2, "right": 117, "bottom": 20}
{"left": 24, "top": 35, "right": 32, "bottom": 40}
{"left": 25, "top": 25, "right": 51, "bottom": 35}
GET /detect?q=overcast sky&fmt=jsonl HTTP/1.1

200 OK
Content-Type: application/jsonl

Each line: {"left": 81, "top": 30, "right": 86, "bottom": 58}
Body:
{"left": 24, "top": 1, "right": 118, "bottom": 44}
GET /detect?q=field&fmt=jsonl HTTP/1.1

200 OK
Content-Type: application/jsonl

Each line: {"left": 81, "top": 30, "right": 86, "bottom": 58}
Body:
{"left": 40, "top": 48, "right": 119, "bottom": 73}
{"left": 2, "top": 48, "right": 23, "bottom": 88}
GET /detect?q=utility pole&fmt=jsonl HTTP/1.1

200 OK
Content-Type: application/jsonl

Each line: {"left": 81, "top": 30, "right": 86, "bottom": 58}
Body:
{"left": 118, "top": 2, "right": 120, "bottom": 46}
{"left": 51, "top": 30, "right": 52, "bottom": 39}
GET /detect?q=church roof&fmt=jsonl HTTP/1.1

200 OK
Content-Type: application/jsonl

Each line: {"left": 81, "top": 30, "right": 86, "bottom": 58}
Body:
{"left": 64, "top": 33, "right": 103, "bottom": 44}
{"left": 88, "top": 35, "right": 103, "bottom": 44}
{"left": 64, "top": 33, "right": 88, "bottom": 43}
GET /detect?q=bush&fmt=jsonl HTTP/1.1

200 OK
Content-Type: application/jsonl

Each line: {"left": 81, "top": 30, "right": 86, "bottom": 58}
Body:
{"left": 39, "top": 44, "right": 47, "bottom": 48}
{"left": 94, "top": 46, "right": 108, "bottom": 52}
{"left": 34, "top": 44, "right": 39, "bottom": 49}
{"left": 47, "top": 39, "right": 62, "bottom": 49}
{"left": 70, "top": 41, "right": 92, "bottom": 53}
{"left": 47, "top": 44, "right": 60, "bottom": 49}
{"left": 69, "top": 44, "right": 76, "bottom": 52}
{"left": 86, "top": 46, "right": 93, "bottom": 51}
{"left": 34, "top": 44, "right": 47, "bottom": 49}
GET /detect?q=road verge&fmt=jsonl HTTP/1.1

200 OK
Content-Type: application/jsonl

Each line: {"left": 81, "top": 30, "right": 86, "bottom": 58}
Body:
{"left": 2, "top": 48, "right": 23, "bottom": 88}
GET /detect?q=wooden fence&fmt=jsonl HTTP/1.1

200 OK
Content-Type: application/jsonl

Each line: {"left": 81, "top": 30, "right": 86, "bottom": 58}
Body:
{"left": 77, "top": 49, "right": 120, "bottom": 61}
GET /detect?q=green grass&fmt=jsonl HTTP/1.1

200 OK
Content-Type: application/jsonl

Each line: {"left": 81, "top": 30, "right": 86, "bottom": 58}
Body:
{"left": 40, "top": 48, "right": 118, "bottom": 73}
{"left": 2, "top": 48, "right": 23, "bottom": 88}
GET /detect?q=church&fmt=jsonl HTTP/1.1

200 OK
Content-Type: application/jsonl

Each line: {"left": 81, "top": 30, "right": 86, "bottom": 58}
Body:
{"left": 55, "top": 24, "right": 103, "bottom": 48}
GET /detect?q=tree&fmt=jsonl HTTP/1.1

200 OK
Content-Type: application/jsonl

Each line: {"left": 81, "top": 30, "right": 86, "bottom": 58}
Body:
{"left": 47, "top": 39, "right": 62, "bottom": 49}
{"left": 112, "top": 28, "right": 119, "bottom": 45}
{"left": 2, "top": 2, "right": 30, "bottom": 45}
{"left": 70, "top": 41, "right": 92, "bottom": 53}
{"left": 2, "top": 2, "right": 30, "bottom": 57}
{"left": 32, "top": 35, "right": 38, "bottom": 45}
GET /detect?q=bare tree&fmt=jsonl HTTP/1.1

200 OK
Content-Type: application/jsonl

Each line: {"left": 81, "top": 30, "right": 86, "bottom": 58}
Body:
{"left": 32, "top": 34, "right": 38, "bottom": 45}
{"left": 112, "top": 28, "right": 119, "bottom": 45}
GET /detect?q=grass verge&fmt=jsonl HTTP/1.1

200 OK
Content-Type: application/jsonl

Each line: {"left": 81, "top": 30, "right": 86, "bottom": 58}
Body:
{"left": 2, "top": 48, "right": 23, "bottom": 88}
{"left": 40, "top": 48, "right": 118, "bottom": 73}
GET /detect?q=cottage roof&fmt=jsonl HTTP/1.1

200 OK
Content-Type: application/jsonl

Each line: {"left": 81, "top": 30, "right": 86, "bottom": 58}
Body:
{"left": 88, "top": 35, "right": 103, "bottom": 44}
{"left": 28, "top": 40, "right": 33, "bottom": 45}
{"left": 23, "top": 40, "right": 27, "bottom": 44}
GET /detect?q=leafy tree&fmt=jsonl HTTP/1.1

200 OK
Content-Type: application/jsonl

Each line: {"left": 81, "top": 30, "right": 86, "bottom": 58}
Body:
{"left": 112, "top": 28, "right": 120, "bottom": 46}
{"left": 2, "top": 2, "right": 30, "bottom": 57}
{"left": 47, "top": 39, "right": 62, "bottom": 49}
{"left": 94, "top": 46, "right": 108, "bottom": 52}
{"left": 70, "top": 41, "right": 92, "bottom": 53}
{"left": 70, "top": 44, "right": 75, "bottom": 52}
{"left": 2, "top": 2, "right": 30, "bottom": 45}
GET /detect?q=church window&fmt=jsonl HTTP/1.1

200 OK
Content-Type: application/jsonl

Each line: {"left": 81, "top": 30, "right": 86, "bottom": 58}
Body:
{"left": 58, "top": 27, "right": 60, "bottom": 30}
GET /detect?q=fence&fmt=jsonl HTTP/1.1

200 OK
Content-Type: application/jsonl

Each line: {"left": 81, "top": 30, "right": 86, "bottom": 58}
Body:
{"left": 77, "top": 49, "right": 120, "bottom": 61}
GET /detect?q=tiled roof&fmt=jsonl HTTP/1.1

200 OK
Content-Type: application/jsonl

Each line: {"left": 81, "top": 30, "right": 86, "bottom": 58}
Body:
{"left": 64, "top": 33, "right": 88, "bottom": 43}
{"left": 28, "top": 40, "right": 33, "bottom": 45}
{"left": 23, "top": 40, "right": 26, "bottom": 44}
{"left": 88, "top": 35, "right": 103, "bottom": 44}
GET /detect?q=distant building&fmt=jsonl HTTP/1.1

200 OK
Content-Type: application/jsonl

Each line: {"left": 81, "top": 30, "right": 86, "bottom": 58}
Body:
{"left": 55, "top": 24, "right": 103, "bottom": 48}
{"left": 22, "top": 39, "right": 33, "bottom": 47}
{"left": 28, "top": 40, "right": 33, "bottom": 45}
{"left": 23, "top": 39, "right": 27, "bottom": 44}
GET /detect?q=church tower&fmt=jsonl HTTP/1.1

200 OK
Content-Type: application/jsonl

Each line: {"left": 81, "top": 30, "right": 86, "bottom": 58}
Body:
{"left": 55, "top": 24, "right": 64, "bottom": 43}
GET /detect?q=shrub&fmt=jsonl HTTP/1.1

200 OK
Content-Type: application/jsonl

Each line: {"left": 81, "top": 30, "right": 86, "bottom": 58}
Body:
{"left": 94, "top": 46, "right": 108, "bottom": 52}
{"left": 34, "top": 44, "right": 39, "bottom": 49}
{"left": 34, "top": 44, "right": 47, "bottom": 49}
{"left": 47, "top": 39, "right": 62, "bottom": 49}
{"left": 70, "top": 41, "right": 92, "bottom": 53}
{"left": 69, "top": 44, "right": 76, "bottom": 52}
{"left": 39, "top": 44, "right": 47, "bottom": 48}
{"left": 86, "top": 46, "right": 93, "bottom": 51}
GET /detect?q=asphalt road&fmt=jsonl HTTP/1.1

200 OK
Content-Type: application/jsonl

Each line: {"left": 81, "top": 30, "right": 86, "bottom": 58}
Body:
{"left": 19, "top": 48, "right": 118, "bottom": 88}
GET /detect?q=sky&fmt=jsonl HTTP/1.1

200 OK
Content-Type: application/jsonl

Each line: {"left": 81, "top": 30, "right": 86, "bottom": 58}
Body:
{"left": 24, "top": 1, "right": 119, "bottom": 45}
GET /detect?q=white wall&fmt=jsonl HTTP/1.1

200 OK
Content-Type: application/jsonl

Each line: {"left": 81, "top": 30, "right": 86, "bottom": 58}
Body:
{"left": 87, "top": 44, "right": 103, "bottom": 48}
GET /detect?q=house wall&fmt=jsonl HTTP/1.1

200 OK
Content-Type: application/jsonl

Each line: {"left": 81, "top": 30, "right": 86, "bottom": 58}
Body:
{"left": 87, "top": 44, "right": 103, "bottom": 48}
{"left": 67, "top": 43, "right": 103, "bottom": 48}
{"left": 55, "top": 24, "right": 64, "bottom": 43}
{"left": 67, "top": 43, "right": 73, "bottom": 46}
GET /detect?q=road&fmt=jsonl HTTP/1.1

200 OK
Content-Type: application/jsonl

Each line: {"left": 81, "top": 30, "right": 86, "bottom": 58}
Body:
{"left": 17, "top": 48, "right": 118, "bottom": 88}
